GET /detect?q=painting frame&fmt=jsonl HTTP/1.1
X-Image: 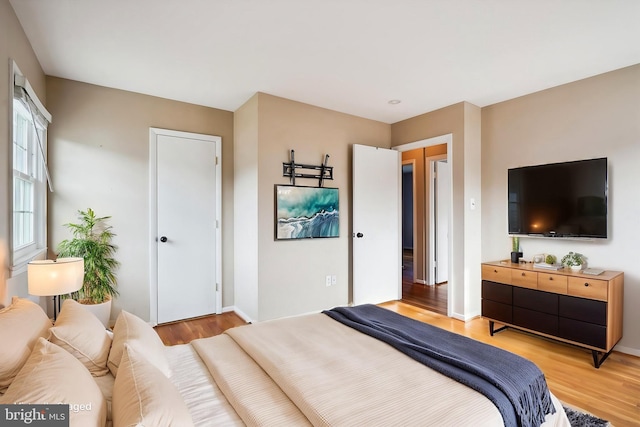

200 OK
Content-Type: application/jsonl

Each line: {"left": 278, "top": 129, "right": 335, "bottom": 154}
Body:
{"left": 274, "top": 184, "right": 340, "bottom": 240}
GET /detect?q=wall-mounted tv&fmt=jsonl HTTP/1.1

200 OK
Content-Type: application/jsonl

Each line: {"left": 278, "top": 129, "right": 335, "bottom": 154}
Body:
{"left": 508, "top": 158, "right": 607, "bottom": 239}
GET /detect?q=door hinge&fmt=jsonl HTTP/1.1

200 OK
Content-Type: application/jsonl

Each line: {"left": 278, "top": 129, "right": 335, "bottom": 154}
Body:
{"left": 216, "top": 156, "right": 219, "bottom": 165}
{"left": 216, "top": 283, "right": 220, "bottom": 292}
{"left": 216, "top": 220, "right": 219, "bottom": 228}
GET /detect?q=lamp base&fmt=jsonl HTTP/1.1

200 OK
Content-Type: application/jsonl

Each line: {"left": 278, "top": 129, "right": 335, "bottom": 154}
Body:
{"left": 53, "top": 295, "right": 62, "bottom": 321}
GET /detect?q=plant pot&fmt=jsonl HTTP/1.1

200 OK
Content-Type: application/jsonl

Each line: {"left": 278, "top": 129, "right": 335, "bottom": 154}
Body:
{"left": 510, "top": 251, "right": 523, "bottom": 263}
{"left": 80, "top": 298, "right": 112, "bottom": 328}
{"left": 570, "top": 265, "right": 583, "bottom": 272}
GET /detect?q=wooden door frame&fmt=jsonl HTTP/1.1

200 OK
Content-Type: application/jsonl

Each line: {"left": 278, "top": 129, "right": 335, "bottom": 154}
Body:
{"left": 148, "top": 127, "right": 222, "bottom": 326}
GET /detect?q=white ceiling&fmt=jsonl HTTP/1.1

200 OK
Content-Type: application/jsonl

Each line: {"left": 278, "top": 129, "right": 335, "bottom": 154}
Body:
{"left": 10, "top": 0, "right": 640, "bottom": 124}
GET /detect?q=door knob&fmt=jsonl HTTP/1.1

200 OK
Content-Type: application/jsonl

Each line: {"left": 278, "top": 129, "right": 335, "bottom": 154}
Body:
{"left": 356, "top": 232, "right": 364, "bottom": 238}
{"left": 160, "top": 236, "right": 168, "bottom": 243}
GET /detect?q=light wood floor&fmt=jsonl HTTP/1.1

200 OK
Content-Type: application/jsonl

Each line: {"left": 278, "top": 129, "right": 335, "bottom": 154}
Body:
{"left": 382, "top": 301, "right": 640, "bottom": 427}
{"left": 155, "top": 303, "right": 640, "bottom": 427}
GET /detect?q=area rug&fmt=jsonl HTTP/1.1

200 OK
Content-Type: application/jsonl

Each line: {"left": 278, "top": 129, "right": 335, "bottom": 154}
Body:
{"left": 563, "top": 406, "right": 610, "bottom": 427}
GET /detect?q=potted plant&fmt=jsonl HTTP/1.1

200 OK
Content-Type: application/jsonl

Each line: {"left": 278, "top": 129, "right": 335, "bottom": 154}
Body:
{"left": 510, "top": 236, "right": 522, "bottom": 263}
{"left": 561, "top": 252, "right": 585, "bottom": 272}
{"left": 57, "top": 208, "right": 119, "bottom": 326}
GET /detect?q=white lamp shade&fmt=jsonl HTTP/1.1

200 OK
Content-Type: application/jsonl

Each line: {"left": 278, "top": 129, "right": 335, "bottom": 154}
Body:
{"left": 28, "top": 257, "right": 85, "bottom": 296}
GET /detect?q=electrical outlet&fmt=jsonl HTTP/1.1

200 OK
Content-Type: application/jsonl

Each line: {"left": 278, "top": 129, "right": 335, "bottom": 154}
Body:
{"left": 325, "top": 275, "right": 332, "bottom": 287}
{"left": 331, "top": 275, "right": 337, "bottom": 285}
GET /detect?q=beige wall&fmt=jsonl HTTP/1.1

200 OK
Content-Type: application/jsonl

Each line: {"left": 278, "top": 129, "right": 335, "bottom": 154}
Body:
{"left": 234, "top": 93, "right": 391, "bottom": 321}
{"left": 233, "top": 94, "right": 259, "bottom": 321}
{"left": 463, "top": 103, "right": 482, "bottom": 313}
{"left": 0, "top": 0, "right": 47, "bottom": 307}
{"left": 46, "top": 77, "right": 234, "bottom": 321}
{"left": 392, "top": 103, "right": 482, "bottom": 320}
{"left": 481, "top": 64, "right": 640, "bottom": 355}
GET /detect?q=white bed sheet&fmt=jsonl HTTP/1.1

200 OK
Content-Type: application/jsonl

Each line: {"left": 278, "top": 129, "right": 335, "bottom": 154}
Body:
{"left": 165, "top": 343, "right": 244, "bottom": 426}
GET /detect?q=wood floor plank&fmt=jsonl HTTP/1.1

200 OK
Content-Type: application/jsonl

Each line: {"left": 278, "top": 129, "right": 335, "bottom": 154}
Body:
{"left": 154, "top": 311, "right": 246, "bottom": 345}
{"left": 402, "top": 250, "right": 448, "bottom": 314}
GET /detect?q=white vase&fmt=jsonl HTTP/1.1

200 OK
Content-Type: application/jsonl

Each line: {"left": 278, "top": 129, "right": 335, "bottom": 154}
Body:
{"left": 80, "top": 298, "right": 112, "bottom": 328}
{"left": 570, "top": 265, "right": 582, "bottom": 272}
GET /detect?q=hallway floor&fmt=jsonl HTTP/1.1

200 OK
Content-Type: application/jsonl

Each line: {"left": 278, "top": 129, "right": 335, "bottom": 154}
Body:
{"left": 401, "top": 250, "right": 448, "bottom": 315}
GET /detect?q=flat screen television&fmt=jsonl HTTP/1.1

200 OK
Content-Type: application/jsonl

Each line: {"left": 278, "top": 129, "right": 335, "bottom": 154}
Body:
{"left": 508, "top": 157, "right": 607, "bottom": 239}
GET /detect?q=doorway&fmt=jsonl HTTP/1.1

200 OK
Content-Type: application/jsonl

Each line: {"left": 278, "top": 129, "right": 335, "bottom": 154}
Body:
{"left": 397, "top": 138, "right": 450, "bottom": 315}
{"left": 148, "top": 128, "right": 222, "bottom": 325}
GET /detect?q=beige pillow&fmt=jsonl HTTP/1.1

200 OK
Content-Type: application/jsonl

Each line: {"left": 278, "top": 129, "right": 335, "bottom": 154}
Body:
{"left": 49, "top": 299, "right": 112, "bottom": 376}
{"left": 112, "top": 345, "right": 193, "bottom": 427}
{"left": 0, "top": 337, "right": 107, "bottom": 427}
{"left": 0, "top": 296, "right": 52, "bottom": 393}
{"left": 107, "top": 310, "right": 170, "bottom": 377}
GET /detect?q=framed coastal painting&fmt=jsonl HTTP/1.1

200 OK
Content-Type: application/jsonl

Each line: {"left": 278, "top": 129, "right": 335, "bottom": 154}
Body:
{"left": 275, "top": 185, "right": 339, "bottom": 240}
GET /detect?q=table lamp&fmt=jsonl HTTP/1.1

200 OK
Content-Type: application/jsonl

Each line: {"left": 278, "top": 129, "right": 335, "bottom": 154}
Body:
{"left": 28, "top": 257, "right": 84, "bottom": 320}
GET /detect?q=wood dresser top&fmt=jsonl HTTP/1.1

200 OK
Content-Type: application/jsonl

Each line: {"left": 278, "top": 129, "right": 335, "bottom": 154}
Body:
{"left": 482, "top": 260, "right": 623, "bottom": 281}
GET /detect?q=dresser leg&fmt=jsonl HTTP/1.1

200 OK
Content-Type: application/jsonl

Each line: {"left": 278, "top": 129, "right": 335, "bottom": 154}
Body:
{"left": 592, "top": 350, "right": 612, "bottom": 369}
{"left": 489, "top": 321, "right": 508, "bottom": 336}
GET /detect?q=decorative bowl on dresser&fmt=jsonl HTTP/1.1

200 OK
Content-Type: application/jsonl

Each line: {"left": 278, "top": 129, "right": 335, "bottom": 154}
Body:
{"left": 481, "top": 261, "right": 624, "bottom": 368}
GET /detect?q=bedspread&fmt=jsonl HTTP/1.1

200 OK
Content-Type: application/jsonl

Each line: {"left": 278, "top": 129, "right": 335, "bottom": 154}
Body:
{"left": 191, "top": 311, "right": 570, "bottom": 427}
{"left": 324, "top": 304, "right": 554, "bottom": 427}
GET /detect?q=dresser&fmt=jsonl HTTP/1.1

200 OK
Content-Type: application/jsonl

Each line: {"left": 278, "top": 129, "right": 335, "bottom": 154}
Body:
{"left": 481, "top": 261, "right": 624, "bottom": 368}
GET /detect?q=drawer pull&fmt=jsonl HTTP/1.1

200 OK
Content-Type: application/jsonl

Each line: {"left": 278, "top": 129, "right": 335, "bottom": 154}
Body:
{"left": 494, "top": 269, "right": 497, "bottom": 273}
{"left": 584, "top": 283, "right": 589, "bottom": 287}
{"left": 549, "top": 277, "right": 553, "bottom": 281}
{"left": 521, "top": 272, "right": 525, "bottom": 277}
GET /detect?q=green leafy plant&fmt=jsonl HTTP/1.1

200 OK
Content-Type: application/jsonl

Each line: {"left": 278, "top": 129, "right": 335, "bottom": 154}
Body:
{"left": 545, "top": 254, "right": 556, "bottom": 264}
{"left": 57, "top": 208, "right": 119, "bottom": 304}
{"left": 561, "top": 251, "right": 584, "bottom": 267}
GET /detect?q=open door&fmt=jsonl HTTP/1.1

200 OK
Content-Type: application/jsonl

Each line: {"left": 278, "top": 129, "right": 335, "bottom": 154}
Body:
{"left": 435, "top": 159, "right": 450, "bottom": 283}
{"left": 352, "top": 144, "right": 401, "bottom": 305}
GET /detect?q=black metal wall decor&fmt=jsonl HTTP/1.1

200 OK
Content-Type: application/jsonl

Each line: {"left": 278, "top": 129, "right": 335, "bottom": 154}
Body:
{"left": 282, "top": 150, "right": 333, "bottom": 187}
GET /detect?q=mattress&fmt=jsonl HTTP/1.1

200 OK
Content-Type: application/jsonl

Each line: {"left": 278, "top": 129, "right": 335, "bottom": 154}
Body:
{"left": 90, "top": 310, "right": 569, "bottom": 426}
{"left": 191, "top": 313, "right": 571, "bottom": 427}
{"left": 164, "top": 342, "right": 244, "bottom": 426}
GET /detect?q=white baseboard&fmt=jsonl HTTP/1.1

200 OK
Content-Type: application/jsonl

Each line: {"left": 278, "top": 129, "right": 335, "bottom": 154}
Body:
{"left": 223, "top": 305, "right": 253, "bottom": 323}
{"left": 613, "top": 345, "right": 640, "bottom": 358}
{"left": 415, "top": 279, "right": 428, "bottom": 285}
{"left": 451, "top": 311, "right": 481, "bottom": 322}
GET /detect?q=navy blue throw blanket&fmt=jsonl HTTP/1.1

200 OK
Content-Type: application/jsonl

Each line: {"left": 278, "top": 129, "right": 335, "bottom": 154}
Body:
{"left": 323, "top": 305, "right": 554, "bottom": 427}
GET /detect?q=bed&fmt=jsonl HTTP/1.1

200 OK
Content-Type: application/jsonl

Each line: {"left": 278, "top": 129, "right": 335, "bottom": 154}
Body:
{"left": 0, "top": 297, "right": 570, "bottom": 427}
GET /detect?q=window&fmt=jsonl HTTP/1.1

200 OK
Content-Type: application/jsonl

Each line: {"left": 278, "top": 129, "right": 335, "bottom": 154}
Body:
{"left": 11, "top": 64, "right": 51, "bottom": 274}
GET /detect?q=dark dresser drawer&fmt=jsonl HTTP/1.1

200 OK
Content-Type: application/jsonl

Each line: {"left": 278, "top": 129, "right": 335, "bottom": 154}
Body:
{"left": 482, "top": 280, "right": 512, "bottom": 305}
{"left": 481, "top": 261, "right": 623, "bottom": 367}
{"left": 513, "top": 287, "right": 558, "bottom": 315}
{"left": 559, "top": 295, "right": 607, "bottom": 326}
{"left": 559, "top": 317, "right": 607, "bottom": 348}
{"left": 513, "top": 307, "right": 558, "bottom": 336}
{"left": 482, "top": 300, "right": 512, "bottom": 324}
